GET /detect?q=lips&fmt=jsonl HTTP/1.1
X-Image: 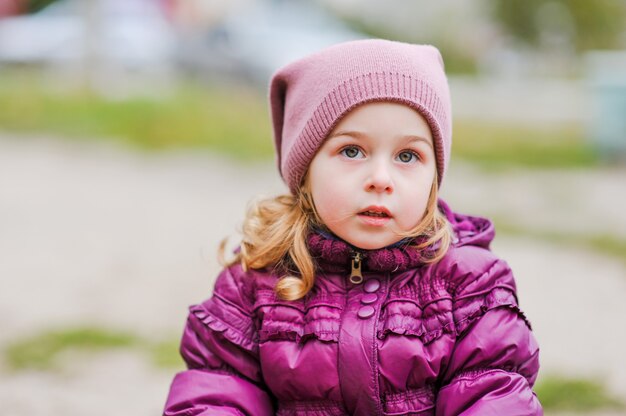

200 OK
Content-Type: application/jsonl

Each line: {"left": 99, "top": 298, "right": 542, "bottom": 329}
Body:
{"left": 358, "top": 206, "right": 392, "bottom": 218}
{"left": 357, "top": 206, "right": 392, "bottom": 227}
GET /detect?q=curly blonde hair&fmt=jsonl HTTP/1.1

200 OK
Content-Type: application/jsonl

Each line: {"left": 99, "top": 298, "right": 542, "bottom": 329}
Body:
{"left": 219, "top": 170, "right": 453, "bottom": 301}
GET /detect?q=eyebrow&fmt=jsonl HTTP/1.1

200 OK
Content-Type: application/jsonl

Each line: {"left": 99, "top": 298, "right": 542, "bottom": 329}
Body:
{"left": 328, "top": 130, "right": 433, "bottom": 148}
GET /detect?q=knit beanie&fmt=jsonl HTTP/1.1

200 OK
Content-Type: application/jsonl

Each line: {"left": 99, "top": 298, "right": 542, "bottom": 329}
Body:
{"left": 269, "top": 38, "right": 452, "bottom": 195}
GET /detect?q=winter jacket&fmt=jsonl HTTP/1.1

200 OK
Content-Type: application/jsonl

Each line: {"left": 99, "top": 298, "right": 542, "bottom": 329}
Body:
{"left": 163, "top": 199, "right": 542, "bottom": 415}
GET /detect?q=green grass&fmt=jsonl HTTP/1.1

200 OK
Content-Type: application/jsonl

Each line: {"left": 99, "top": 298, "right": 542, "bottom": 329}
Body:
{"left": 494, "top": 219, "right": 626, "bottom": 265}
{"left": 535, "top": 374, "right": 625, "bottom": 412}
{"left": 4, "top": 327, "right": 137, "bottom": 370}
{"left": 3, "top": 326, "right": 182, "bottom": 371}
{"left": 0, "top": 70, "right": 274, "bottom": 160}
{"left": 0, "top": 70, "right": 601, "bottom": 170}
{"left": 452, "top": 120, "right": 600, "bottom": 170}
{"left": 149, "top": 338, "right": 183, "bottom": 369}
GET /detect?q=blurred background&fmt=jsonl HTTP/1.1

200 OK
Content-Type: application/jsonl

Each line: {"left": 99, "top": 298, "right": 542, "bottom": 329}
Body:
{"left": 1, "top": 0, "right": 625, "bottom": 414}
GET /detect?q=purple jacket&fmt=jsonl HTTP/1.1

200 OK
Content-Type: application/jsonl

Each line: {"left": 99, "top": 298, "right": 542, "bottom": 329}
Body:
{"left": 164, "top": 200, "right": 542, "bottom": 415}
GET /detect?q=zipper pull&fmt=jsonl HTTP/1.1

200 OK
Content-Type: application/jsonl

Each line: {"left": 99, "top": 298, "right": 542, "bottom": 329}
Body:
{"left": 350, "top": 252, "right": 363, "bottom": 284}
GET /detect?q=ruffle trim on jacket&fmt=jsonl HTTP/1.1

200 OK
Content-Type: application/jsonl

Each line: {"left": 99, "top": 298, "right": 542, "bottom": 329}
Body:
{"left": 189, "top": 302, "right": 258, "bottom": 353}
{"left": 453, "top": 286, "right": 533, "bottom": 335}
{"left": 376, "top": 294, "right": 455, "bottom": 346}
{"left": 377, "top": 311, "right": 455, "bottom": 345}
{"left": 258, "top": 318, "right": 340, "bottom": 344}
{"left": 256, "top": 309, "right": 342, "bottom": 344}
{"left": 376, "top": 286, "right": 532, "bottom": 346}
{"left": 254, "top": 289, "right": 343, "bottom": 344}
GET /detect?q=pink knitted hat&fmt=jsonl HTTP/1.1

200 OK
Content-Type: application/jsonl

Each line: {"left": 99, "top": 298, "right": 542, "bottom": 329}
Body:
{"left": 269, "top": 39, "right": 452, "bottom": 195}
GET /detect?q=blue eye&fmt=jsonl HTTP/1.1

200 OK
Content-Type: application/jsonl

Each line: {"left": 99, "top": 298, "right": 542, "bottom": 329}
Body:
{"left": 397, "top": 150, "right": 419, "bottom": 163}
{"left": 340, "top": 146, "right": 363, "bottom": 159}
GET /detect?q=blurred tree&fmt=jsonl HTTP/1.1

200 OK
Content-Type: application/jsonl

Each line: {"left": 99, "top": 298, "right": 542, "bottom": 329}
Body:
{"left": 28, "top": 0, "right": 57, "bottom": 12}
{"left": 487, "top": 0, "right": 626, "bottom": 52}
{"left": 327, "top": 10, "right": 478, "bottom": 74}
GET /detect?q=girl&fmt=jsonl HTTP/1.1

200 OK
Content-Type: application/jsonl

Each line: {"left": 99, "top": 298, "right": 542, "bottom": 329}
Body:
{"left": 163, "top": 39, "right": 542, "bottom": 415}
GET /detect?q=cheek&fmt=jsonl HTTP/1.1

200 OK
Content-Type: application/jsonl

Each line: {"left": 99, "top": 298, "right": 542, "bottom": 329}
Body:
{"left": 308, "top": 157, "right": 352, "bottom": 222}
{"left": 397, "top": 175, "right": 434, "bottom": 227}
{"left": 311, "top": 181, "right": 351, "bottom": 223}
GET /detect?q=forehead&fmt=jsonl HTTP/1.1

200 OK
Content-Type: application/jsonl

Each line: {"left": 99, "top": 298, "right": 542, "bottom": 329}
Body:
{"left": 326, "top": 101, "right": 434, "bottom": 146}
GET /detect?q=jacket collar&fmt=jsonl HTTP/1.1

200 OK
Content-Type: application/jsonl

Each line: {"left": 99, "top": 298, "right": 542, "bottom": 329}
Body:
{"left": 307, "top": 230, "right": 429, "bottom": 274}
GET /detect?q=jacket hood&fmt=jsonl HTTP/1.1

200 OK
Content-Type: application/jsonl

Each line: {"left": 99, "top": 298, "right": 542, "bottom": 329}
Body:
{"left": 437, "top": 198, "right": 495, "bottom": 250}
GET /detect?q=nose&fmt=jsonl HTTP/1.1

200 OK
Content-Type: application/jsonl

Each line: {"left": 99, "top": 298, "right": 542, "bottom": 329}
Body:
{"left": 364, "top": 159, "right": 394, "bottom": 194}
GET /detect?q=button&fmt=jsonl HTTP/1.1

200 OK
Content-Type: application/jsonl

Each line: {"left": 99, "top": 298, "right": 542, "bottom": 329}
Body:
{"left": 363, "top": 278, "right": 380, "bottom": 293}
{"left": 357, "top": 305, "right": 375, "bottom": 319}
{"left": 361, "top": 293, "right": 378, "bottom": 304}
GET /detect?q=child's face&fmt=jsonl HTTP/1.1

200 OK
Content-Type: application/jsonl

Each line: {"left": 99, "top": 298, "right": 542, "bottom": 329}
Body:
{"left": 308, "top": 101, "right": 436, "bottom": 250}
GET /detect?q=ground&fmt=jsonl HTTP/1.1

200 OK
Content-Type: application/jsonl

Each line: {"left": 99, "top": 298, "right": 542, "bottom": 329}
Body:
{"left": 0, "top": 133, "right": 625, "bottom": 415}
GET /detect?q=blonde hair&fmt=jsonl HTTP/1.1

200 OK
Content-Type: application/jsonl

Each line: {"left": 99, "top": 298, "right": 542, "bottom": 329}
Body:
{"left": 219, "top": 170, "right": 453, "bottom": 301}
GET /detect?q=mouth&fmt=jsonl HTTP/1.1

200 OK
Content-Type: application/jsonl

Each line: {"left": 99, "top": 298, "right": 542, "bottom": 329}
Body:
{"left": 358, "top": 206, "right": 392, "bottom": 218}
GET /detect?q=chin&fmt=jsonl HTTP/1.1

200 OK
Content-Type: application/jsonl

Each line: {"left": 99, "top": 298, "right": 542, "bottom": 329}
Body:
{"left": 348, "top": 237, "right": 397, "bottom": 251}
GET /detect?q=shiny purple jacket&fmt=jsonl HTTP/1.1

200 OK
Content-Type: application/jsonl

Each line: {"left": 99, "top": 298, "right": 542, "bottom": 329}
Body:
{"left": 164, "top": 200, "right": 542, "bottom": 415}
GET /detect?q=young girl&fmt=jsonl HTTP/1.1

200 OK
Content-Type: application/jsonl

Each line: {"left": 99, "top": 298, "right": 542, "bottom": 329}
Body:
{"left": 163, "top": 39, "right": 542, "bottom": 415}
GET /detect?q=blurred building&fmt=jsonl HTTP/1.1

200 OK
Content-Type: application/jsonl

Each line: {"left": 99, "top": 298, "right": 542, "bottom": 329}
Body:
{"left": 0, "top": 0, "right": 364, "bottom": 90}
{"left": 169, "top": 0, "right": 364, "bottom": 86}
{"left": 0, "top": 0, "right": 175, "bottom": 71}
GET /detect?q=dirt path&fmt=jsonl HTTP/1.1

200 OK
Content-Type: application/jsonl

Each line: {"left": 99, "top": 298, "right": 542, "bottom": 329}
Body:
{"left": 1, "top": 134, "right": 624, "bottom": 415}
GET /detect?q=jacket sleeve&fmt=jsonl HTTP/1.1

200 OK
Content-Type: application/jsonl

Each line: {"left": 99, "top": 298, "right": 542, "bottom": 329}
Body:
{"left": 435, "top": 249, "right": 542, "bottom": 416}
{"left": 163, "top": 266, "right": 275, "bottom": 416}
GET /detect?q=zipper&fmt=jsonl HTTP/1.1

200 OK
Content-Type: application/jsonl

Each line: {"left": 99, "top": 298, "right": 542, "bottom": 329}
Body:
{"left": 349, "top": 251, "right": 364, "bottom": 284}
